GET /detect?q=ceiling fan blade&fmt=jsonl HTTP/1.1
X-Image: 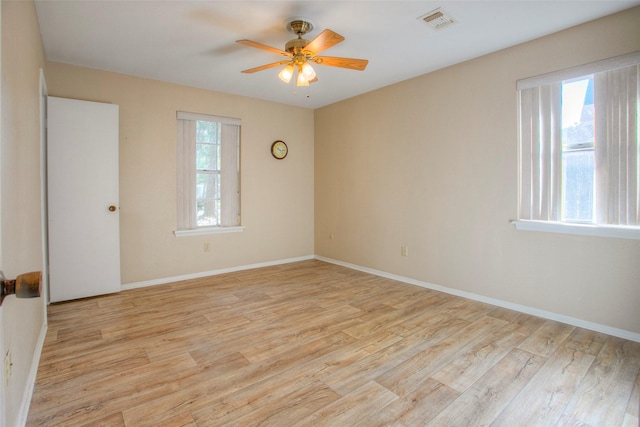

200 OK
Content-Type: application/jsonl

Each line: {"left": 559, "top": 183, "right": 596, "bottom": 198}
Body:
{"left": 236, "top": 39, "right": 291, "bottom": 57}
{"left": 312, "top": 56, "right": 369, "bottom": 71}
{"left": 241, "top": 61, "right": 290, "bottom": 74}
{"left": 303, "top": 29, "right": 345, "bottom": 55}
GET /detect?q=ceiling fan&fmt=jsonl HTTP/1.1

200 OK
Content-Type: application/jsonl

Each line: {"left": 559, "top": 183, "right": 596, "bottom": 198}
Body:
{"left": 237, "top": 17, "right": 368, "bottom": 87}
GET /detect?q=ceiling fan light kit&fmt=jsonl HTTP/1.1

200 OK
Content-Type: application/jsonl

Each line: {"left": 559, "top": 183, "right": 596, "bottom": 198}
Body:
{"left": 237, "top": 17, "right": 368, "bottom": 89}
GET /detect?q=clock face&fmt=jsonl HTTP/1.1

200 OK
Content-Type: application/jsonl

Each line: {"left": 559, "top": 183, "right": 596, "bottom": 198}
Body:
{"left": 271, "top": 140, "right": 288, "bottom": 159}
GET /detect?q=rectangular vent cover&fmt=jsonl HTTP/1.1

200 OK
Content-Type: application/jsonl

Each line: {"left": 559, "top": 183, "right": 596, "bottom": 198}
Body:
{"left": 419, "top": 8, "right": 457, "bottom": 30}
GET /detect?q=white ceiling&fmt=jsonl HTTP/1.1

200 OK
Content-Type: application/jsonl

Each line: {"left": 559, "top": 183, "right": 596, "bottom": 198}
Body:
{"left": 34, "top": 0, "right": 639, "bottom": 109}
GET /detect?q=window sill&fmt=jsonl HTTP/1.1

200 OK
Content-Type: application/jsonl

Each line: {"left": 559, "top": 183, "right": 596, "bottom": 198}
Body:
{"left": 512, "top": 220, "right": 640, "bottom": 240}
{"left": 174, "top": 226, "right": 245, "bottom": 237}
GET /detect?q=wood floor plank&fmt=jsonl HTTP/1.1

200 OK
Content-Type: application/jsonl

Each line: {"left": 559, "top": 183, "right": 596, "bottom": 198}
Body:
{"left": 562, "top": 325, "right": 609, "bottom": 356}
{"left": 430, "top": 327, "right": 526, "bottom": 393}
{"left": 486, "top": 306, "right": 547, "bottom": 336}
{"left": 152, "top": 412, "right": 197, "bottom": 427}
{"left": 31, "top": 353, "right": 199, "bottom": 426}
{"left": 194, "top": 380, "right": 341, "bottom": 426}
{"left": 242, "top": 325, "right": 358, "bottom": 364}
{"left": 376, "top": 378, "right": 460, "bottom": 426}
{"left": 491, "top": 345, "right": 595, "bottom": 426}
{"left": 26, "top": 260, "right": 640, "bottom": 426}
{"left": 342, "top": 299, "right": 431, "bottom": 339}
{"left": 256, "top": 328, "right": 405, "bottom": 393}
{"left": 378, "top": 286, "right": 443, "bottom": 310}
{"left": 426, "top": 348, "right": 546, "bottom": 426}
{"left": 296, "top": 381, "right": 399, "bottom": 426}
{"left": 239, "top": 305, "right": 361, "bottom": 363}
{"left": 33, "top": 347, "right": 149, "bottom": 390}
{"left": 376, "top": 315, "right": 510, "bottom": 397}
{"left": 323, "top": 315, "right": 472, "bottom": 396}
{"left": 517, "top": 319, "right": 576, "bottom": 357}
{"left": 558, "top": 337, "right": 640, "bottom": 426}
{"left": 53, "top": 325, "right": 102, "bottom": 345}
{"left": 622, "top": 370, "right": 639, "bottom": 427}
{"left": 385, "top": 295, "right": 480, "bottom": 338}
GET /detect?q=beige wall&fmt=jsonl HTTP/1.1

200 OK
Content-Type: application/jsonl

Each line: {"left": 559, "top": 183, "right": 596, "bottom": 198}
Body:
{"left": 45, "top": 63, "right": 315, "bottom": 284}
{"left": 1, "top": 1, "right": 47, "bottom": 425}
{"left": 315, "top": 7, "right": 640, "bottom": 334}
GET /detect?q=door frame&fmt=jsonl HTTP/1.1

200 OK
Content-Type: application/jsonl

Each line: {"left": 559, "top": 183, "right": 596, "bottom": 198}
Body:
{"left": 0, "top": 2, "right": 6, "bottom": 424}
{"left": 39, "top": 69, "right": 49, "bottom": 309}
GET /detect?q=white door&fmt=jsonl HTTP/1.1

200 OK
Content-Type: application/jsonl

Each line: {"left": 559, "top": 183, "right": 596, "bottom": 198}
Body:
{"left": 47, "top": 97, "right": 121, "bottom": 302}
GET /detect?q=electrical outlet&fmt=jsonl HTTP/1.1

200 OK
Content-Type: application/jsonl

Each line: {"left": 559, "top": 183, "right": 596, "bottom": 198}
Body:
{"left": 204, "top": 242, "right": 211, "bottom": 252}
{"left": 401, "top": 246, "right": 408, "bottom": 257}
{"left": 4, "top": 351, "right": 12, "bottom": 384}
{"left": 329, "top": 233, "right": 334, "bottom": 240}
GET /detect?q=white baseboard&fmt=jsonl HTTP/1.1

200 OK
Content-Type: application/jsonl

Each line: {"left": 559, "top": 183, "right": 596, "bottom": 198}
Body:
{"left": 315, "top": 255, "right": 640, "bottom": 343}
{"left": 121, "top": 255, "right": 315, "bottom": 291}
{"left": 17, "top": 321, "right": 47, "bottom": 427}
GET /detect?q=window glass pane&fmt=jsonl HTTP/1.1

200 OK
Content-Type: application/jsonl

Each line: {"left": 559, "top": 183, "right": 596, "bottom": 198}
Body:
{"left": 196, "top": 172, "right": 220, "bottom": 226}
{"left": 196, "top": 120, "right": 219, "bottom": 143}
{"left": 197, "top": 200, "right": 219, "bottom": 227}
{"left": 562, "top": 150, "right": 594, "bottom": 222}
{"left": 196, "top": 143, "right": 218, "bottom": 170}
{"left": 561, "top": 77, "right": 594, "bottom": 147}
{"left": 561, "top": 76, "right": 595, "bottom": 223}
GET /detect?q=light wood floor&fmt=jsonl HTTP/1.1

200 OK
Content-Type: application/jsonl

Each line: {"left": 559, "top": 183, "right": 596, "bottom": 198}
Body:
{"left": 28, "top": 260, "right": 640, "bottom": 426}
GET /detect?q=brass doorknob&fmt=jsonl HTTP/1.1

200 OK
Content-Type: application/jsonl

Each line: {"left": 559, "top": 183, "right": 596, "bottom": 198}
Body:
{"left": 108, "top": 205, "right": 117, "bottom": 212}
{"left": 0, "top": 271, "right": 42, "bottom": 305}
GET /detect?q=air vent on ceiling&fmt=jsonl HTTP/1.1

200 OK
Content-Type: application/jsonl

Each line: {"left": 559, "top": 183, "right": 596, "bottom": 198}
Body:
{"left": 419, "top": 8, "right": 457, "bottom": 30}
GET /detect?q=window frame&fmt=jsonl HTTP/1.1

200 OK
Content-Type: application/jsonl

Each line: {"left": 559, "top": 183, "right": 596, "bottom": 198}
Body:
{"left": 174, "top": 111, "right": 243, "bottom": 237}
{"left": 514, "top": 51, "right": 640, "bottom": 240}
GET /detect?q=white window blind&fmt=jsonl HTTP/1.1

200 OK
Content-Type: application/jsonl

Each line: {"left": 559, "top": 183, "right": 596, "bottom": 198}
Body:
{"left": 517, "top": 52, "right": 640, "bottom": 229}
{"left": 518, "top": 82, "right": 562, "bottom": 221}
{"left": 176, "top": 111, "right": 240, "bottom": 230}
{"left": 595, "top": 65, "right": 639, "bottom": 225}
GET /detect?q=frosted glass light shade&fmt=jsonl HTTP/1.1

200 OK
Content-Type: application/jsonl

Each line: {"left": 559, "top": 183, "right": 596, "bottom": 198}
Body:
{"left": 296, "top": 70, "right": 309, "bottom": 87}
{"left": 278, "top": 64, "right": 294, "bottom": 83}
{"left": 301, "top": 62, "right": 316, "bottom": 80}
{"left": 296, "top": 65, "right": 309, "bottom": 86}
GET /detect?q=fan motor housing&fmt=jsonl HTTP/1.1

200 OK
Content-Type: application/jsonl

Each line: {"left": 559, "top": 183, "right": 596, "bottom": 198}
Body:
{"left": 285, "top": 38, "right": 311, "bottom": 54}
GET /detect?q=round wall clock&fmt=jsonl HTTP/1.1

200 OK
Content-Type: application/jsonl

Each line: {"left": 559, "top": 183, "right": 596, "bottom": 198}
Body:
{"left": 271, "top": 140, "right": 288, "bottom": 159}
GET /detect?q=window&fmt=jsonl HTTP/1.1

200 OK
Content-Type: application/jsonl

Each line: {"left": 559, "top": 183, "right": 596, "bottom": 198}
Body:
{"left": 176, "top": 111, "right": 241, "bottom": 235}
{"left": 516, "top": 52, "right": 639, "bottom": 239}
